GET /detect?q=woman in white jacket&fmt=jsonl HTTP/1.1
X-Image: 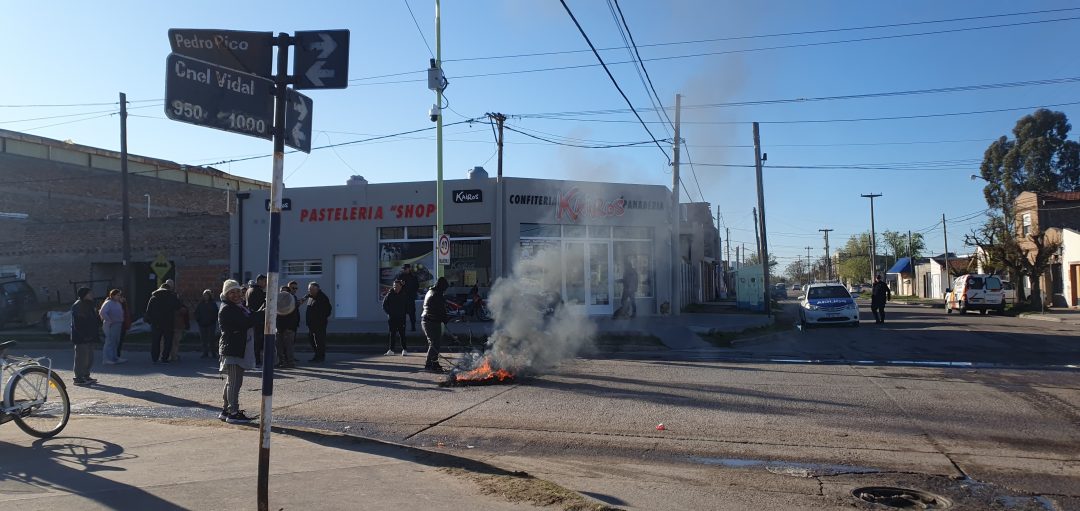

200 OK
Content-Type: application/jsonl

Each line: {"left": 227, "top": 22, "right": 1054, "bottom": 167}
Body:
{"left": 99, "top": 289, "right": 128, "bottom": 364}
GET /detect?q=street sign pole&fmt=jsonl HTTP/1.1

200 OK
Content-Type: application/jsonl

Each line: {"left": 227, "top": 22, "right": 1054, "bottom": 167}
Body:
{"left": 257, "top": 32, "right": 289, "bottom": 511}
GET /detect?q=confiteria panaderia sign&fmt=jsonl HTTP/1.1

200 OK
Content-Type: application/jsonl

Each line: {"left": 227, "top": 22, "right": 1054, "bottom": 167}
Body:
{"left": 508, "top": 187, "right": 664, "bottom": 222}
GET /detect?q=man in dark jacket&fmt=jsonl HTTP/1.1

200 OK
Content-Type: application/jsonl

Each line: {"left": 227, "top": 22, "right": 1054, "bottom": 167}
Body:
{"left": 145, "top": 283, "right": 180, "bottom": 364}
{"left": 871, "top": 274, "right": 892, "bottom": 324}
{"left": 395, "top": 264, "right": 420, "bottom": 331}
{"left": 71, "top": 287, "right": 101, "bottom": 386}
{"left": 246, "top": 274, "right": 267, "bottom": 365}
{"left": 421, "top": 277, "right": 450, "bottom": 372}
{"left": 305, "top": 282, "right": 332, "bottom": 362}
{"left": 194, "top": 289, "right": 218, "bottom": 358}
{"left": 382, "top": 279, "right": 410, "bottom": 356}
{"left": 276, "top": 285, "right": 300, "bottom": 368}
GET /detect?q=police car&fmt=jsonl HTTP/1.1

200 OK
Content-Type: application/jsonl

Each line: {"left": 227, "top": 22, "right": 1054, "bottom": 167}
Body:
{"left": 798, "top": 282, "right": 860, "bottom": 328}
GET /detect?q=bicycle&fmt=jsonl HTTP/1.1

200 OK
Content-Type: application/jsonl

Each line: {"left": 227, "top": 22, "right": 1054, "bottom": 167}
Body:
{"left": 0, "top": 340, "right": 71, "bottom": 438}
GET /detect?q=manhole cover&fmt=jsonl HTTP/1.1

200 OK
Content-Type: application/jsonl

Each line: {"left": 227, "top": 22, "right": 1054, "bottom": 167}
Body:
{"left": 852, "top": 486, "right": 952, "bottom": 509}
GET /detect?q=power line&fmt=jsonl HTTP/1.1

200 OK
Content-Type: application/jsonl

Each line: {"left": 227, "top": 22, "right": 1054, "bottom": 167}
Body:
{"left": 558, "top": 0, "right": 669, "bottom": 162}
{"left": 503, "top": 124, "right": 666, "bottom": 149}
{"left": 440, "top": 6, "right": 1080, "bottom": 64}
{"left": 0, "top": 98, "right": 162, "bottom": 108}
{"left": 402, "top": 0, "right": 435, "bottom": 58}
{"left": 348, "top": 14, "right": 1080, "bottom": 85}
{"left": 519, "top": 76, "right": 1080, "bottom": 119}
{"left": 525, "top": 99, "right": 1080, "bottom": 125}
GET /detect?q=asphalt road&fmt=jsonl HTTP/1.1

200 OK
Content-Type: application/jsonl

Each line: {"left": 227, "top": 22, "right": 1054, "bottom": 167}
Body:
{"left": 3, "top": 304, "right": 1078, "bottom": 509}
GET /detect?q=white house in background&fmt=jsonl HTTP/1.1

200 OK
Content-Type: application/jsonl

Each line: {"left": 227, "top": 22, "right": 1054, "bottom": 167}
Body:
{"left": 1057, "top": 228, "right": 1079, "bottom": 308}
{"left": 914, "top": 253, "right": 973, "bottom": 299}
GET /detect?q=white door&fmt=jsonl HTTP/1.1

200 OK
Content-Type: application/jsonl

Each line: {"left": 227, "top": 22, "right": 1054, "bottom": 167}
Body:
{"left": 334, "top": 255, "right": 357, "bottom": 318}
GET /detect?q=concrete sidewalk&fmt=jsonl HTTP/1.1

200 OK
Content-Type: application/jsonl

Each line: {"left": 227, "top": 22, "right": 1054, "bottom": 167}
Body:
{"left": 0, "top": 416, "right": 582, "bottom": 511}
{"left": 1019, "top": 308, "right": 1080, "bottom": 326}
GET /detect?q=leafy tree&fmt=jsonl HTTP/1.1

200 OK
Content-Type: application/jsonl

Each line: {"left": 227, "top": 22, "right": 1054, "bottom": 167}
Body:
{"left": 972, "top": 109, "right": 1078, "bottom": 304}
{"left": 836, "top": 233, "right": 872, "bottom": 284}
{"left": 881, "top": 230, "right": 925, "bottom": 260}
{"left": 784, "top": 259, "right": 807, "bottom": 283}
{"left": 744, "top": 252, "right": 779, "bottom": 274}
{"left": 977, "top": 109, "right": 1080, "bottom": 213}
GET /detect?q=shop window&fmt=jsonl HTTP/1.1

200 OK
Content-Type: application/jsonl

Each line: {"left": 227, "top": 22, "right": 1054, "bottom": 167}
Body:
{"left": 445, "top": 239, "right": 492, "bottom": 289}
{"left": 613, "top": 226, "right": 651, "bottom": 240}
{"left": 587, "top": 225, "right": 611, "bottom": 238}
{"left": 379, "top": 227, "right": 405, "bottom": 240}
{"left": 563, "top": 225, "right": 586, "bottom": 238}
{"left": 282, "top": 259, "right": 323, "bottom": 277}
{"left": 520, "top": 223, "right": 560, "bottom": 238}
{"left": 445, "top": 224, "right": 491, "bottom": 237}
{"left": 408, "top": 225, "right": 434, "bottom": 239}
{"left": 378, "top": 241, "right": 436, "bottom": 299}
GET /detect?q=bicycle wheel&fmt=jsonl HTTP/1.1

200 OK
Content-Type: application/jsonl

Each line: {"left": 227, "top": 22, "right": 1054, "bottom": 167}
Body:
{"left": 5, "top": 366, "right": 70, "bottom": 438}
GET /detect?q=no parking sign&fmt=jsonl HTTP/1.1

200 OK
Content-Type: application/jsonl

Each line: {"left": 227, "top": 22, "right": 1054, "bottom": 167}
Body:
{"left": 437, "top": 233, "right": 450, "bottom": 266}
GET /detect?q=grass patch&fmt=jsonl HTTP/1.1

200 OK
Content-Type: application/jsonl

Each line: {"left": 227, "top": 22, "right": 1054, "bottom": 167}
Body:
{"left": 441, "top": 467, "right": 622, "bottom": 511}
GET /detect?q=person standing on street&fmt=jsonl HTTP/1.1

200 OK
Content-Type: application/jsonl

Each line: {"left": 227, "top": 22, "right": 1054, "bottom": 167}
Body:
{"left": 145, "top": 282, "right": 180, "bottom": 364}
{"left": 614, "top": 259, "right": 638, "bottom": 319}
{"left": 246, "top": 274, "right": 267, "bottom": 366}
{"left": 217, "top": 279, "right": 255, "bottom": 424}
{"left": 116, "top": 291, "right": 132, "bottom": 360}
{"left": 195, "top": 289, "right": 219, "bottom": 359}
{"left": 395, "top": 264, "right": 420, "bottom": 331}
{"left": 170, "top": 295, "right": 190, "bottom": 362}
{"left": 382, "top": 279, "right": 409, "bottom": 356}
{"left": 98, "top": 289, "right": 127, "bottom": 365}
{"left": 421, "top": 277, "right": 450, "bottom": 373}
{"left": 305, "top": 282, "right": 332, "bottom": 362}
{"left": 276, "top": 285, "right": 299, "bottom": 368}
{"left": 71, "top": 287, "right": 101, "bottom": 386}
{"left": 871, "top": 274, "right": 891, "bottom": 324}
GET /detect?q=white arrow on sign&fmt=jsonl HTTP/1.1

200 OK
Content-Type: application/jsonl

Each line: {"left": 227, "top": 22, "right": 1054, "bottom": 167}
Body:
{"left": 290, "top": 96, "right": 308, "bottom": 147}
{"left": 308, "top": 33, "right": 337, "bottom": 59}
{"left": 304, "top": 60, "right": 336, "bottom": 87}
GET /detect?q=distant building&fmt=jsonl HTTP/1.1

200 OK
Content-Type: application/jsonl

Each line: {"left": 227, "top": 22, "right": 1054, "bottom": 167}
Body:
{"left": 1012, "top": 191, "right": 1080, "bottom": 307}
{"left": 0, "top": 128, "right": 267, "bottom": 314}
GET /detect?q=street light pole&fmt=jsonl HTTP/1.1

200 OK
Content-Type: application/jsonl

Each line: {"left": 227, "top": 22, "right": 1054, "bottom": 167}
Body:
{"left": 861, "top": 193, "right": 882, "bottom": 282}
{"left": 819, "top": 228, "right": 833, "bottom": 281}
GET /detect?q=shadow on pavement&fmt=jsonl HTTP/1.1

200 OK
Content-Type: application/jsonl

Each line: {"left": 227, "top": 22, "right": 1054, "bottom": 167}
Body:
{"left": 0, "top": 436, "right": 184, "bottom": 510}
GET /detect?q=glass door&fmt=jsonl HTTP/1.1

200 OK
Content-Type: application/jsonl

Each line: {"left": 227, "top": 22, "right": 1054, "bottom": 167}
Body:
{"left": 587, "top": 242, "right": 612, "bottom": 315}
{"left": 563, "top": 242, "right": 587, "bottom": 306}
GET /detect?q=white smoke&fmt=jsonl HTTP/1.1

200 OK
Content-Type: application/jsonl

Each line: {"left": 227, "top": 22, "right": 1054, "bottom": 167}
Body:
{"left": 463, "top": 246, "right": 597, "bottom": 374}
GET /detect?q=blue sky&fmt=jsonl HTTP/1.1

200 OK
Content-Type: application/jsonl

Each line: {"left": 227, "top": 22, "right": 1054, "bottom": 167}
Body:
{"left": 3, "top": 1, "right": 1079, "bottom": 268}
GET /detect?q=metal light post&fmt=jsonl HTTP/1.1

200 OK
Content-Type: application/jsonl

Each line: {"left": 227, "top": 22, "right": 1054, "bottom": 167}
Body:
{"left": 861, "top": 193, "right": 882, "bottom": 283}
{"left": 144, "top": 193, "right": 151, "bottom": 218}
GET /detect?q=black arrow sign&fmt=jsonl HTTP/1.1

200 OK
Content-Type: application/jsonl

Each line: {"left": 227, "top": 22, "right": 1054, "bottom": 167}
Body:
{"left": 294, "top": 30, "right": 350, "bottom": 89}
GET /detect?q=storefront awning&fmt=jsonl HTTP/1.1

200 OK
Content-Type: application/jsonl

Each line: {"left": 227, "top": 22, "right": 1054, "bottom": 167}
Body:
{"left": 887, "top": 257, "right": 914, "bottom": 275}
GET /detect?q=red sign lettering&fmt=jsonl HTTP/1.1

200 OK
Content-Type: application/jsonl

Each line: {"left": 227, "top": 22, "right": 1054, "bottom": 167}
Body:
{"left": 556, "top": 187, "right": 626, "bottom": 222}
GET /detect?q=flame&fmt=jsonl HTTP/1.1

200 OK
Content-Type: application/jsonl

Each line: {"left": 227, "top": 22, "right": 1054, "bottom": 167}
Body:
{"left": 453, "top": 357, "right": 514, "bottom": 383}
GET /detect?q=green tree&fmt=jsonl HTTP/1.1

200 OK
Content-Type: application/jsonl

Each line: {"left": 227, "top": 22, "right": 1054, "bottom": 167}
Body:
{"left": 973, "top": 109, "right": 1078, "bottom": 304}
{"left": 744, "top": 252, "right": 779, "bottom": 278}
{"left": 784, "top": 259, "right": 807, "bottom": 283}
{"left": 836, "top": 233, "right": 872, "bottom": 284}
{"left": 881, "top": 230, "right": 925, "bottom": 261}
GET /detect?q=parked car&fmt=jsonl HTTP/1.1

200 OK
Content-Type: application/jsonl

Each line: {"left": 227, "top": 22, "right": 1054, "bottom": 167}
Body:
{"left": 1001, "top": 280, "right": 1016, "bottom": 305}
{"left": 791, "top": 284, "right": 802, "bottom": 291}
{"left": 945, "top": 274, "right": 1005, "bottom": 315}
{"left": 798, "top": 282, "right": 859, "bottom": 328}
{"left": 0, "top": 278, "right": 39, "bottom": 327}
{"left": 771, "top": 284, "right": 788, "bottom": 300}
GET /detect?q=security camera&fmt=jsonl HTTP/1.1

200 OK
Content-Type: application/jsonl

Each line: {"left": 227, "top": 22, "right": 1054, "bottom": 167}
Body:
{"left": 428, "top": 104, "right": 440, "bottom": 122}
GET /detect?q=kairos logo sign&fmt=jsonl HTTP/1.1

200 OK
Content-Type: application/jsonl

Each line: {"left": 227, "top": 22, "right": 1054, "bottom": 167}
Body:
{"left": 452, "top": 189, "right": 483, "bottom": 203}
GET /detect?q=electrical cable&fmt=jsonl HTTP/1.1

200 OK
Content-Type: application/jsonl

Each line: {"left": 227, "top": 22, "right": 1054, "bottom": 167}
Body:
{"left": 0, "top": 98, "right": 162, "bottom": 108}
{"left": 558, "top": 0, "right": 670, "bottom": 162}
{"left": 403, "top": 0, "right": 435, "bottom": 58}
{"left": 503, "top": 124, "right": 666, "bottom": 149}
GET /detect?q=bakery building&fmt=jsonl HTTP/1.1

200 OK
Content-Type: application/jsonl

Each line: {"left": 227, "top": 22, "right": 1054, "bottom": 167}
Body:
{"left": 233, "top": 170, "right": 678, "bottom": 327}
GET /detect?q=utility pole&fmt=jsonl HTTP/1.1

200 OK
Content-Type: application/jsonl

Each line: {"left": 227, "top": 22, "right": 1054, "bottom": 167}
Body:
{"left": 119, "top": 92, "right": 132, "bottom": 307}
{"left": 434, "top": 0, "right": 445, "bottom": 278}
{"left": 725, "top": 227, "right": 731, "bottom": 271}
{"left": 819, "top": 228, "right": 833, "bottom": 281}
{"left": 715, "top": 205, "right": 721, "bottom": 262}
{"left": 908, "top": 230, "right": 914, "bottom": 295}
{"left": 861, "top": 193, "right": 882, "bottom": 283}
{"left": 753, "top": 122, "right": 771, "bottom": 315}
{"left": 488, "top": 112, "right": 507, "bottom": 278}
{"left": 752, "top": 207, "right": 760, "bottom": 261}
{"left": 670, "top": 93, "right": 682, "bottom": 315}
{"left": 805, "top": 246, "right": 813, "bottom": 286}
{"left": 942, "top": 213, "right": 950, "bottom": 295}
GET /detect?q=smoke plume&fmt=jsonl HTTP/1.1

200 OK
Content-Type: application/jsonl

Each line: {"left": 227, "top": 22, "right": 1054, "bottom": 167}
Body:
{"left": 464, "top": 246, "right": 597, "bottom": 374}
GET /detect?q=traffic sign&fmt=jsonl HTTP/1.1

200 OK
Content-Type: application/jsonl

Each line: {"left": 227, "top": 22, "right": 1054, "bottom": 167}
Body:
{"left": 437, "top": 233, "right": 450, "bottom": 266}
{"left": 168, "top": 29, "right": 273, "bottom": 77}
{"left": 293, "top": 30, "right": 350, "bottom": 89}
{"left": 165, "top": 53, "right": 274, "bottom": 140}
{"left": 284, "top": 88, "right": 313, "bottom": 153}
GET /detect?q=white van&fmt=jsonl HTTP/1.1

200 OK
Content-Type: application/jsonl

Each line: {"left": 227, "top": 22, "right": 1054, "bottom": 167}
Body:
{"left": 945, "top": 274, "right": 1006, "bottom": 315}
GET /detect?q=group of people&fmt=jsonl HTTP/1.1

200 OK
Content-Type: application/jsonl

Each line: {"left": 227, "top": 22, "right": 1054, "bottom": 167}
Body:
{"left": 67, "top": 276, "right": 333, "bottom": 422}
{"left": 382, "top": 263, "right": 455, "bottom": 373}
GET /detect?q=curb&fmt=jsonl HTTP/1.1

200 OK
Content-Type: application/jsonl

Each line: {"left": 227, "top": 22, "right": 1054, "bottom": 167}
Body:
{"left": 1017, "top": 313, "right": 1074, "bottom": 324}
